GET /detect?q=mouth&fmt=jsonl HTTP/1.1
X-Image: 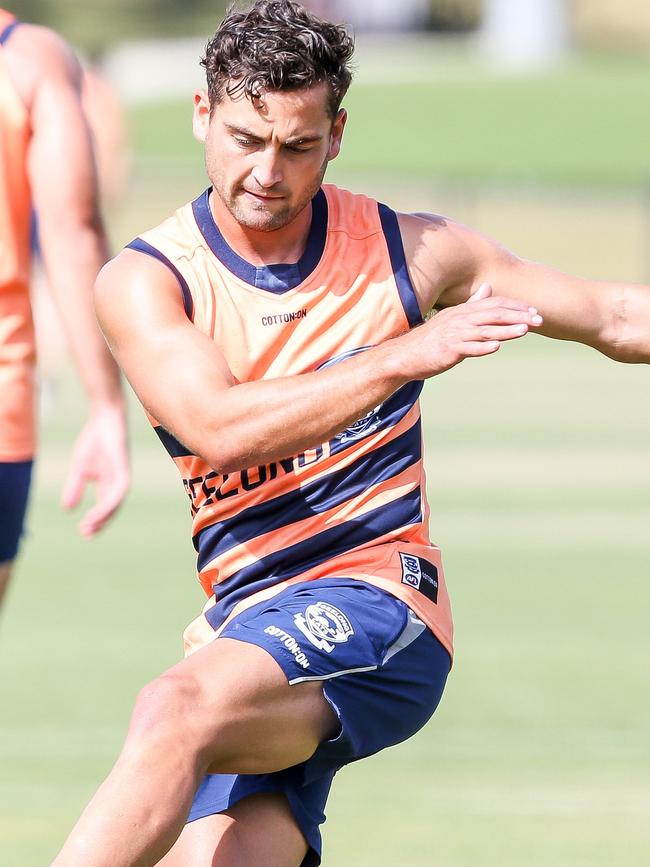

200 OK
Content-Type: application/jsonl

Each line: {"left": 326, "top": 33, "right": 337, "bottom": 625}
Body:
{"left": 242, "top": 190, "right": 284, "bottom": 202}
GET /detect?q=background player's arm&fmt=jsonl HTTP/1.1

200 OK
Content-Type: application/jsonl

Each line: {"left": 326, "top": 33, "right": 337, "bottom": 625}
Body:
{"left": 399, "top": 212, "right": 650, "bottom": 363}
{"left": 7, "top": 25, "right": 129, "bottom": 536}
{"left": 96, "top": 251, "right": 541, "bottom": 473}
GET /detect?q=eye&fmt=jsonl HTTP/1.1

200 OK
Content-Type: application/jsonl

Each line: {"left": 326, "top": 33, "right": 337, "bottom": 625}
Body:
{"left": 234, "top": 137, "right": 257, "bottom": 148}
{"left": 286, "top": 144, "right": 312, "bottom": 154}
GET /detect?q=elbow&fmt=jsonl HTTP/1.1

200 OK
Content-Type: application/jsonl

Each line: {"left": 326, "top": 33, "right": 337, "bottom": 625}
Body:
{"left": 192, "top": 427, "right": 250, "bottom": 476}
{"left": 601, "top": 338, "right": 645, "bottom": 364}
{"left": 598, "top": 286, "right": 648, "bottom": 364}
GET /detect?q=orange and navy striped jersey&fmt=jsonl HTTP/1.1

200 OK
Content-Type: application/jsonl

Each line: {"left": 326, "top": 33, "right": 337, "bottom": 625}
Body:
{"left": 128, "top": 184, "right": 453, "bottom": 657}
{"left": 0, "top": 10, "right": 35, "bottom": 461}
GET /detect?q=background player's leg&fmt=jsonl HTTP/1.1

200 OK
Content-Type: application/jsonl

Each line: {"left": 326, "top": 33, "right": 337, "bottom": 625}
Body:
{"left": 0, "top": 459, "right": 33, "bottom": 613}
{"left": 156, "top": 792, "right": 308, "bottom": 867}
{"left": 51, "top": 637, "right": 337, "bottom": 867}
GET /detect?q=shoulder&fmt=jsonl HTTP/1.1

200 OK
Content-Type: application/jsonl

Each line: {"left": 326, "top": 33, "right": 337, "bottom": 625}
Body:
{"left": 95, "top": 248, "right": 188, "bottom": 336}
{"left": 322, "top": 183, "right": 388, "bottom": 239}
{"left": 395, "top": 211, "right": 472, "bottom": 309}
{"left": 97, "top": 247, "right": 182, "bottom": 299}
{"left": 396, "top": 210, "right": 516, "bottom": 309}
{"left": 397, "top": 210, "right": 474, "bottom": 255}
{"left": 3, "top": 24, "right": 81, "bottom": 118}
{"left": 3, "top": 24, "right": 81, "bottom": 109}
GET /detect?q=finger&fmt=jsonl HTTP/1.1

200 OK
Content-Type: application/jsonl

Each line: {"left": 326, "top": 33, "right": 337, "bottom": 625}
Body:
{"left": 465, "top": 289, "right": 544, "bottom": 316}
{"left": 474, "top": 323, "right": 531, "bottom": 342}
{"left": 78, "top": 496, "right": 120, "bottom": 538}
{"left": 470, "top": 296, "right": 539, "bottom": 315}
{"left": 78, "top": 475, "right": 128, "bottom": 538}
{"left": 61, "top": 467, "right": 86, "bottom": 510}
{"left": 468, "top": 308, "right": 543, "bottom": 327}
{"left": 462, "top": 340, "right": 501, "bottom": 357}
{"left": 468, "top": 282, "right": 492, "bottom": 302}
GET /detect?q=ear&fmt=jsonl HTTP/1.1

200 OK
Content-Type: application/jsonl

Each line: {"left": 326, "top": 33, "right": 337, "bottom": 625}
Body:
{"left": 327, "top": 108, "right": 347, "bottom": 161}
{"left": 192, "top": 89, "right": 211, "bottom": 143}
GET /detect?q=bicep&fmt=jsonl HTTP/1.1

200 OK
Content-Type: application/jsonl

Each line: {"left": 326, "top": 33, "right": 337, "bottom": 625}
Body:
{"left": 434, "top": 230, "right": 614, "bottom": 348}
{"left": 399, "top": 211, "right": 513, "bottom": 313}
{"left": 476, "top": 256, "right": 615, "bottom": 347}
{"left": 404, "top": 212, "right": 613, "bottom": 348}
{"left": 96, "top": 253, "right": 235, "bottom": 451}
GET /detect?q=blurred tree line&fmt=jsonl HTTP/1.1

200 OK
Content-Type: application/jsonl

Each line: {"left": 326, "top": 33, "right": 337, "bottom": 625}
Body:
{"left": 12, "top": 0, "right": 229, "bottom": 55}
{"left": 427, "top": 0, "right": 480, "bottom": 32}
{"left": 13, "top": 1, "right": 648, "bottom": 56}
{"left": 12, "top": 0, "right": 482, "bottom": 55}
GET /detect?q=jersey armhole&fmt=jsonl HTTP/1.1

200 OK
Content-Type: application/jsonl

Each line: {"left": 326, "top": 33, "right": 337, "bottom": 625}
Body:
{"left": 126, "top": 237, "right": 194, "bottom": 321}
{"left": 377, "top": 203, "right": 423, "bottom": 329}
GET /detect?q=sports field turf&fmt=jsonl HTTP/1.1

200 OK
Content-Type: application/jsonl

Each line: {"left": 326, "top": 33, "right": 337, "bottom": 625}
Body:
{"left": 129, "top": 50, "right": 650, "bottom": 189}
{"left": 1, "top": 47, "right": 649, "bottom": 865}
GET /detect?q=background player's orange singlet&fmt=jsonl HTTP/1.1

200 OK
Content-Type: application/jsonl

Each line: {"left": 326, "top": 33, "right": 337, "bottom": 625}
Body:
{"left": 0, "top": 9, "right": 36, "bottom": 462}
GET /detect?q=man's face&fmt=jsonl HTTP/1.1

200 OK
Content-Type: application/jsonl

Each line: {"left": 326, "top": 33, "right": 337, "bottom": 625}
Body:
{"left": 193, "top": 82, "right": 346, "bottom": 232}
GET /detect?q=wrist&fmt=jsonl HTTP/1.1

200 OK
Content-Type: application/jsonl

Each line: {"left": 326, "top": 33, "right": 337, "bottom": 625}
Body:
{"left": 371, "top": 339, "right": 413, "bottom": 391}
{"left": 88, "top": 391, "right": 127, "bottom": 417}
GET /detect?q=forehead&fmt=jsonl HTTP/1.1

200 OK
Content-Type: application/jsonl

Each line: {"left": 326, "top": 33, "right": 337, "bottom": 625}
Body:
{"left": 212, "top": 81, "right": 332, "bottom": 134}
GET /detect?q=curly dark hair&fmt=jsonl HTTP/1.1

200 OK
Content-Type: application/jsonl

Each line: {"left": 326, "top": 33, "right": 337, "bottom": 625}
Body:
{"left": 201, "top": 1, "right": 354, "bottom": 119}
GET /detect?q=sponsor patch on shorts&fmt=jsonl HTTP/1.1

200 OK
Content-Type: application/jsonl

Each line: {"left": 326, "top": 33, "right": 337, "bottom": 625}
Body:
{"left": 399, "top": 552, "right": 439, "bottom": 603}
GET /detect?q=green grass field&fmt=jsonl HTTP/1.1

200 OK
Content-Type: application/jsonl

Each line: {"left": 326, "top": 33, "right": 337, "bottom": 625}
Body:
{"left": 129, "top": 50, "right": 650, "bottom": 190}
{"left": 1, "top": 47, "right": 649, "bottom": 866}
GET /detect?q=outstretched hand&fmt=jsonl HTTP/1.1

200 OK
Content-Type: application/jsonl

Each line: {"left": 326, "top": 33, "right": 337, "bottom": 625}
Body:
{"left": 399, "top": 282, "right": 543, "bottom": 381}
{"left": 61, "top": 403, "right": 129, "bottom": 538}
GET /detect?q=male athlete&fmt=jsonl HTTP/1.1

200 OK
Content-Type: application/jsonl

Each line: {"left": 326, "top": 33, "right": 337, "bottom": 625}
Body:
{"left": 52, "top": 2, "right": 649, "bottom": 866}
{"left": 0, "top": 10, "right": 129, "bottom": 609}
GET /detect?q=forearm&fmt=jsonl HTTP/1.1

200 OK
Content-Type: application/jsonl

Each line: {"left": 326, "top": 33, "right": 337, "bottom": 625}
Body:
{"left": 43, "top": 220, "right": 124, "bottom": 409}
{"left": 104, "top": 258, "right": 542, "bottom": 474}
{"left": 173, "top": 341, "right": 409, "bottom": 473}
{"left": 484, "top": 257, "right": 650, "bottom": 363}
{"left": 163, "top": 291, "right": 540, "bottom": 472}
{"left": 533, "top": 276, "right": 650, "bottom": 364}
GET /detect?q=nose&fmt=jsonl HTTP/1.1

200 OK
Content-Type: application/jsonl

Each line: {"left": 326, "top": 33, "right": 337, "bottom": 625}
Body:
{"left": 251, "top": 149, "right": 283, "bottom": 190}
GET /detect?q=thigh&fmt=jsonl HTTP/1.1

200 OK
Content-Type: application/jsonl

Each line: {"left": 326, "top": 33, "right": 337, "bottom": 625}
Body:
{"left": 178, "top": 580, "right": 449, "bottom": 866}
{"left": 217, "top": 579, "right": 450, "bottom": 776}
{"left": 152, "top": 635, "right": 339, "bottom": 776}
{"left": 156, "top": 791, "right": 308, "bottom": 867}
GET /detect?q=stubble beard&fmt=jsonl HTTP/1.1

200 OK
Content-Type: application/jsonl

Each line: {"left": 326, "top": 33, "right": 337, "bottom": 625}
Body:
{"left": 211, "top": 156, "right": 329, "bottom": 233}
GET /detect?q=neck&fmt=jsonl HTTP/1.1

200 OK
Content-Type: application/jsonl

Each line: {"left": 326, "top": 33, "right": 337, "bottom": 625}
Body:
{"left": 208, "top": 191, "right": 313, "bottom": 266}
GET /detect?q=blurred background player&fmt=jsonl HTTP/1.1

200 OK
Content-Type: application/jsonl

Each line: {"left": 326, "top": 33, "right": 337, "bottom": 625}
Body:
{"left": 0, "top": 8, "right": 129, "bottom": 610}
{"left": 32, "top": 58, "right": 131, "bottom": 415}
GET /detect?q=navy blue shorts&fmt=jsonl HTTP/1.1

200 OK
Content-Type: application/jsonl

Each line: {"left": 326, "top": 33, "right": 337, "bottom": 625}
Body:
{"left": 188, "top": 579, "right": 451, "bottom": 866}
{"left": 0, "top": 460, "right": 33, "bottom": 562}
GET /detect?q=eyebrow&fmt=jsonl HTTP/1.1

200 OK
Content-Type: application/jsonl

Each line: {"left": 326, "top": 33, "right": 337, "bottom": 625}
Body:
{"left": 224, "top": 123, "right": 323, "bottom": 146}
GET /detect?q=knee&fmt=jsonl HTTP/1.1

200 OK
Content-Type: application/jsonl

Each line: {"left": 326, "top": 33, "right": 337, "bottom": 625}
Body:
{"left": 127, "top": 672, "right": 206, "bottom": 753}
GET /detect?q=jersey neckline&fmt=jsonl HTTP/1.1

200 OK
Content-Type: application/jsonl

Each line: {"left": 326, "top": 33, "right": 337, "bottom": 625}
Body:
{"left": 191, "top": 187, "right": 328, "bottom": 295}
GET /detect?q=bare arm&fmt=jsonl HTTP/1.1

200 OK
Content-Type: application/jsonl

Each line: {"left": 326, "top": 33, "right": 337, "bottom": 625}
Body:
{"left": 6, "top": 26, "right": 129, "bottom": 535}
{"left": 96, "top": 252, "right": 541, "bottom": 473}
{"left": 399, "top": 211, "right": 650, "bottom": 363}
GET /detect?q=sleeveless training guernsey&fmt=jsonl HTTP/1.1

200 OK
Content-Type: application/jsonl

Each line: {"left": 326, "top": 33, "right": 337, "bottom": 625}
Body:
{"left": 128, "top": 184, "right": 454, "bottom": 658}
{"left": 0, "top": 10, "right": 35, "bottom": 461}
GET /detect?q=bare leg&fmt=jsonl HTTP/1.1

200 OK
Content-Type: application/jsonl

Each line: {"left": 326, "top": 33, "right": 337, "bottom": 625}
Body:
{"left": 51, "top": 638, "right": 337, "bottom": 867}
{"left": 0, "top": 561, "right": 13, "bottom": 611}
{"left": 156, "top": 792, "right": 308, "bottom": 867}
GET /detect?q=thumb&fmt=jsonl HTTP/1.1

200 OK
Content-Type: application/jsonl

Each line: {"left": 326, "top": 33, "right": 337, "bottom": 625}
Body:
{"left": 469, "top": 282, "right": 492, "bottom": 302}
